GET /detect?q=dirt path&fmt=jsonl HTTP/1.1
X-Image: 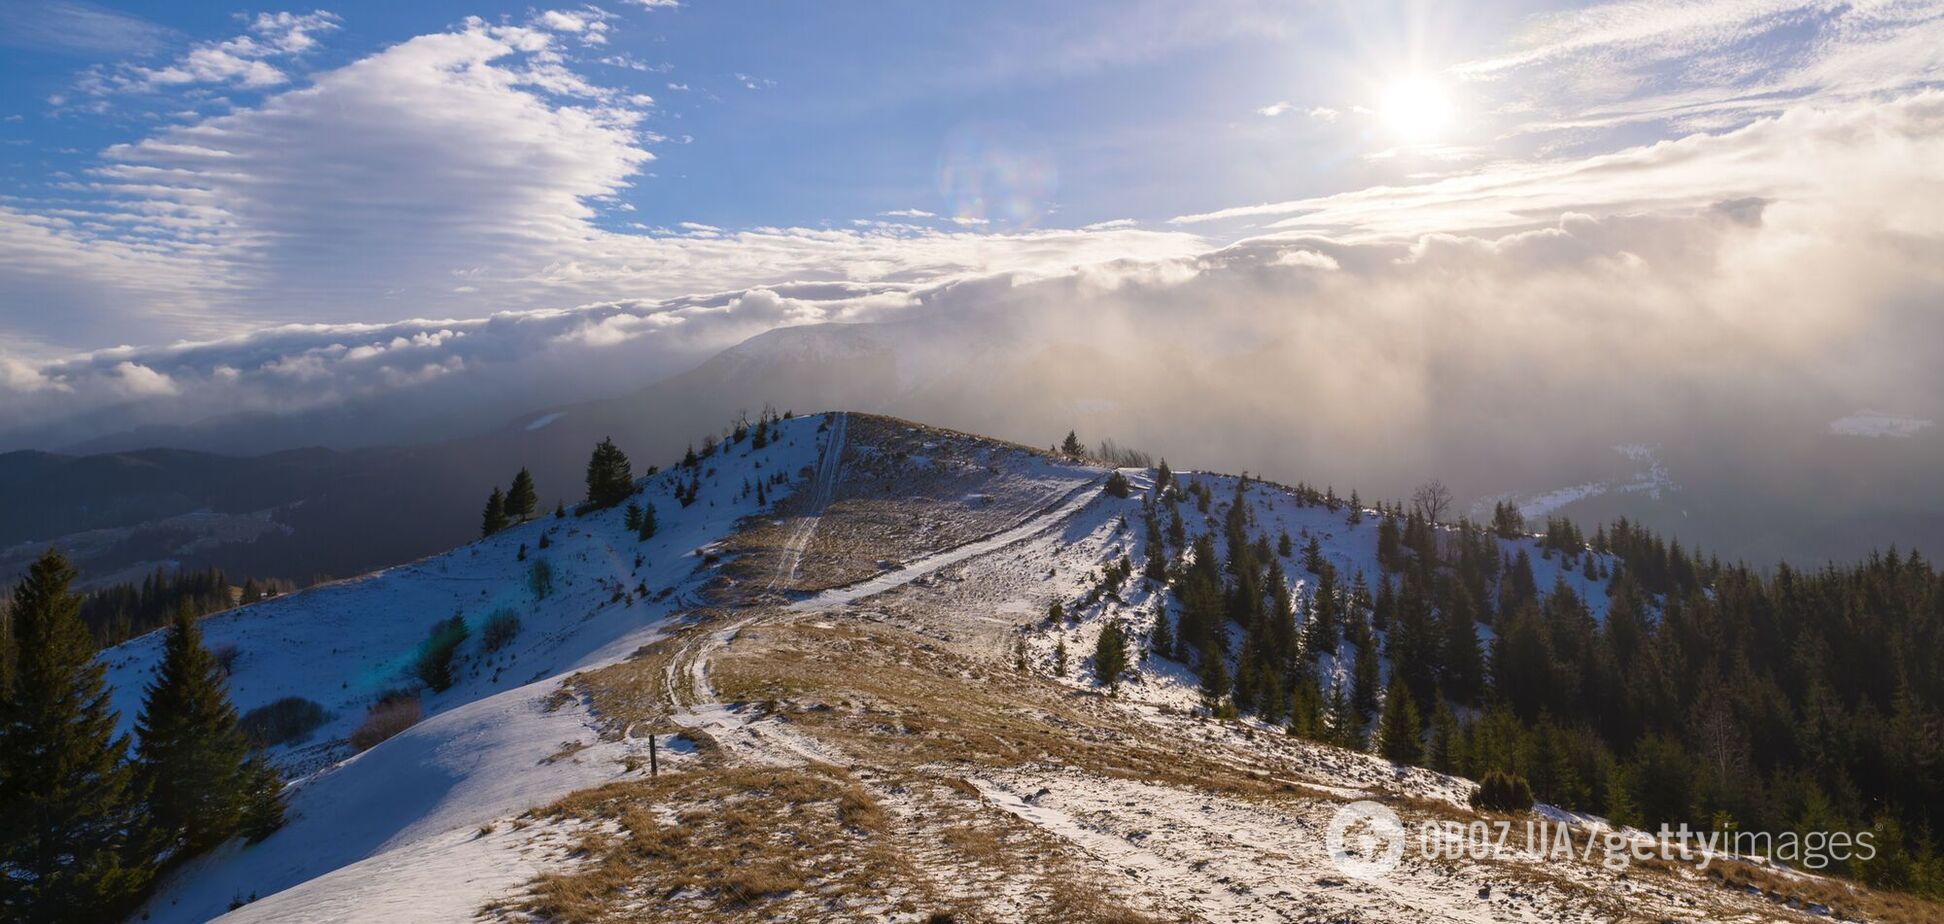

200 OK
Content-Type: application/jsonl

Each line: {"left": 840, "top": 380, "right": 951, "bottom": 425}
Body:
{"left": 668, "top": 470, "right": 1105, "bottom": 767}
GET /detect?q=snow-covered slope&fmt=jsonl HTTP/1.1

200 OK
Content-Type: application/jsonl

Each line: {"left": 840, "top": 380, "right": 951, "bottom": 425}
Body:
{"left": 95, "top": 413, "right": 1869, "bottom": 924}
{"left": 108, "top": 414, "right": 838, "bottom": 923}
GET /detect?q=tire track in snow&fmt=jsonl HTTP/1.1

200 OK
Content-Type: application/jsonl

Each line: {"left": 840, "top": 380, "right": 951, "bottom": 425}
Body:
{"left": 765, "top": 411, "right": 847, "bottom": 594}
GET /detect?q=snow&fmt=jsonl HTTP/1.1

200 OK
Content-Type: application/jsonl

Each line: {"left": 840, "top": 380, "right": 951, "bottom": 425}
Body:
{"left": 1828, "top": 410, "right": 1934, "bottom": 438}
{"left": 105, "top": 414, "right": 838, "bottom": 923}
{"left": 103, "top": 412, "right": 1670, "bottom": 921}
{"left": 521, "top": 411, "right": 565, "bottom": 431}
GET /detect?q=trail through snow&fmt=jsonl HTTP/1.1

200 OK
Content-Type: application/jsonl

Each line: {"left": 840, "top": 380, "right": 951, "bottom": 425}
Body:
{"left": 669, "top": 471, "right": 1106, "bottom": 766}
{"left": 766, "top": 411, "right": 847, "bottom": 593}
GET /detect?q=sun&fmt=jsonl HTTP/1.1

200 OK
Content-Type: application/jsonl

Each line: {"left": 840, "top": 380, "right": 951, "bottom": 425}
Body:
{"left": 1380, "top": 75, "right": 1455, "bottom": 141}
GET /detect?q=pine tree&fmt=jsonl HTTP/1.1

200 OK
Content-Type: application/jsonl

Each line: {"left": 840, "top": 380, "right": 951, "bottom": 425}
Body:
{"left": 134, "top": 602, "right": 261, "bottom": 855}
{"left": 0, "top": 550, "right": 150, "bottom": 920}
{"left": 1352, "top": 638, "right": 1381, "bottom": 720}
{"left": 1053, "top": 637, "right": 1069, "bottom": 676}
{"left": 624, "top": 502, "right": 643, "bottom": 533}
{"left": 1104, "top": 471, "right": 1132, "bottom": 498}
{"left": 1155, "top": 459, "right": 1172, "bottom": 492}
{"left": 505, "top": 468, "right": 538, "bottom": 522}
{"left": 481, "top": 486, "right": 508, "bottom": 537}
{"left": 584, "top": 437, "right": 635, "bottom": 509}
{"left": 1347, "top": 490, "right": 1363, "bottom": 524}
{"left": 1061, "top": 430, "right": 1085, "bottom": 458}
{"left": 1197, "top": 640, "right": 1230, "bottom": 703}
{"left": 1327, "top": 680, "right": 1363, "bottom": 749}
{"left": 1094, "top": 621, "right": 1127, "bottom": 691}
{"left": 1427, "top": 699, "right": 1460, "bottom": 773}
{"left": 1377, "top": 678, "right": 1423, "bottom": 764}
{"left": 637, "top": 502, "right": 657, "bottom": 541}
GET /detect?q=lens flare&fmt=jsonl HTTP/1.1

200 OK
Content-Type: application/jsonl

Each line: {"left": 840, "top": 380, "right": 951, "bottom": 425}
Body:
{"left": 936, "top": 122, "right": 1058, "bottom": 228}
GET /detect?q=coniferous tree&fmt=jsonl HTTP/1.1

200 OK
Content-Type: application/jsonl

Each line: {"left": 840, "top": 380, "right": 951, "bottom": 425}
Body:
{"left": 1104, "top": 471, "right": 1132, "bottom": 498}
{"left": 1053, "top": 637, "right": 1069, "bottom": 676}
{"left": 584, "top": 437, "right": 634, "bottom": 509}
{"left": 0, "top": 550, "right": 149, "bottom": 921}
{"left": 1094, "top": 621, "right": 1127, "bottom": 691}
{"left": 623, "top": 502, "right": 643, "bottom": 533}
{"left": 637, "top": 502, "right": 657, "bottom": 541}
{"left": 1427, "top": 699, "right": 1460, "bottom": 773}
{"left": 481, "top": 487, "right": 508, "bottom": 537}
{"left": 505, "top": 468, "right": 538, "bottom": 521}
{"left": 134, "top": 603, "right": 261, "bottom": 856}
{"left": 1327, "top": 679, "right": 1364, "bottom": 749}
{"left": 1377, "top": 677, "right": 1423, "bottom": 764}
{"left": 1352, "top": 637, "right": 1381, "bottom": 720}
{"left": 1061, "top": 430, "right": 1085, "bottom": 458}
{"left": 1154, "top": 459, "right": 1172, "bottom": 492}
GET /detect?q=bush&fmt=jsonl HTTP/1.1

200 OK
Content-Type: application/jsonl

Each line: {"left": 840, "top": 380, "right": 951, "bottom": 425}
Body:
{"left": 415, "top": 615, "right": 470, "bottom": 692}
{"left": 529, "top": 558, "right": 554, "bottom": 600}
{"left": 480, "top": 609, "right": 522, "bottom": 653}
{"left": 239, "top": 696, "right": 330, "bottom": 748}
{"left": 350, "top": 694, "right": 422, "bottom": 751}
{"left": 1470, "top": 770, "right": 1536, "bottom": 813}
{"left": 1104, "top": 471, "right": 1132, "bottom": 498}
{"left": 212, "top": 643, "right": 242, "bottom": 675}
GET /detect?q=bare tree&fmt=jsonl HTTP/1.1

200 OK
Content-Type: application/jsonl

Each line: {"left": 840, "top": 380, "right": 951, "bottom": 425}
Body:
{"left": 1412, "top": 480, "right": 1453, "bottom": 526}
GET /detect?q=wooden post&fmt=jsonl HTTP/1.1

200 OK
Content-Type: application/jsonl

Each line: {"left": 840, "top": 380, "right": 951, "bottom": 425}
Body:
{"left": 649, "top": 734, "right": 658, "bottom": 777}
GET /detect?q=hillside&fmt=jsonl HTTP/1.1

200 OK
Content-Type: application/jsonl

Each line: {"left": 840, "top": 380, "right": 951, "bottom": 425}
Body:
{"left": 97, "top": 413, "right": 1933, "bottom": 923}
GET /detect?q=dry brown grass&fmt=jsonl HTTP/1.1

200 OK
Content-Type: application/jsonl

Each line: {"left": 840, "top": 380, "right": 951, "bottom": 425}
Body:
{"left": 495, "top": 764, "right": 901, "bottom": 922}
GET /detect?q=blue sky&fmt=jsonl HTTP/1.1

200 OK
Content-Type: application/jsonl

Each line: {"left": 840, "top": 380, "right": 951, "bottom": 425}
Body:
{"left": 0, "top": 0, "right": 1940, "bottom": 439}
{"left": 3, "top": 1, "right": 1550, "bottom": 240}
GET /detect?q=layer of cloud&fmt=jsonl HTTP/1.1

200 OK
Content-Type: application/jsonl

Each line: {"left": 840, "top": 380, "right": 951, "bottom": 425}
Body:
{"left": 1, "top": 14, "right": 1203, "bottom": 358}
{"left": 1456, "top": 0, "right": 1944, "bottom": 136}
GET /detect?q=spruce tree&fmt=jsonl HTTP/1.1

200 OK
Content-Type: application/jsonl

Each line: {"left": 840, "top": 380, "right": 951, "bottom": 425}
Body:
{"left": 1352, "top": 638, "right": 1381, "bottom": 720}
{"left": 1377, "top": 678, "right": 1423, "bottom": 764}
{"left": 1427, "top": 699, "right": 1460, "bottom": 773}
{"left": 1061, "top": 430, "right": 1085, "bottom": 458}
{"left": 1327, "top": 680, "right": 1363, "bottom": 749}
{"left": 584, "top": 437, "right": 634, "bottom": 509}
{"left": 134, "top": 602, "right": 259, "bottom": 855}
{"left": 481, "top": 487, "right": 508, "bottom": 537}
{"left": 505, "top": 468, "right": 538, "bottom": 522}
{"left": 637, "top": 502, "right": 657, "bottom": 541}
{"left": 624, "top": 502, "right": 643, "bottom": 533}
{"left": 0, "top": 550, "right": 149, "bottom": 921}
{"left": 1093, "top": 621, "right": 1127, "bottom": 691}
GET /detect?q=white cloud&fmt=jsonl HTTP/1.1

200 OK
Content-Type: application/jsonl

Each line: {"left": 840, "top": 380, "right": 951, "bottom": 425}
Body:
{"left": 1455, "top": 0, "right": 1944, "bottom": 137}
{"left": 1307, "top": 106, "right": 1338, "bottom": 122}
{"left": 879, "top": 208, "right": 936, "bottom": 218}
{"left": 1257, "top": 101, "right": 1294, "bottom": 117}
{"left": 1173, "top": 92, "right": 1944, "bottom": 239}
{"left": 103, "top": 10, "right": 341, "bottom": 93}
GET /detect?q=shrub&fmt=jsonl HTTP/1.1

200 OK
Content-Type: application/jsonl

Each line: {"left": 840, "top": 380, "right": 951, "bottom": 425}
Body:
{"left": 1470, "top": 770, "right": 1535, "bottom": 813}
{"left": 480, "top": 609, "right": 522, "bottom": 653}
{"left": 1104, "top": 471, "right": 1132, "bottom": 498}
{"left": 529, "top": 558, "right": 554, "bottom": 600}
{"left": 212, "top": 643, "right": 242, "bottom": 675}
{"left": 350, "top": 694, "right": 422, "bottom": 751}
{"left": 415, "top": 615, "right": 471, "bottom": 692}
{"left": 239, "top": 696, "right": 330, "bottom": 748}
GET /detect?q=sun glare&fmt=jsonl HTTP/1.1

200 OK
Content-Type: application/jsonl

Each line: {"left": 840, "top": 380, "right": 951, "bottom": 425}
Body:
{"left": 1381, "top": 75, "right": 1455, "bottom": 141}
